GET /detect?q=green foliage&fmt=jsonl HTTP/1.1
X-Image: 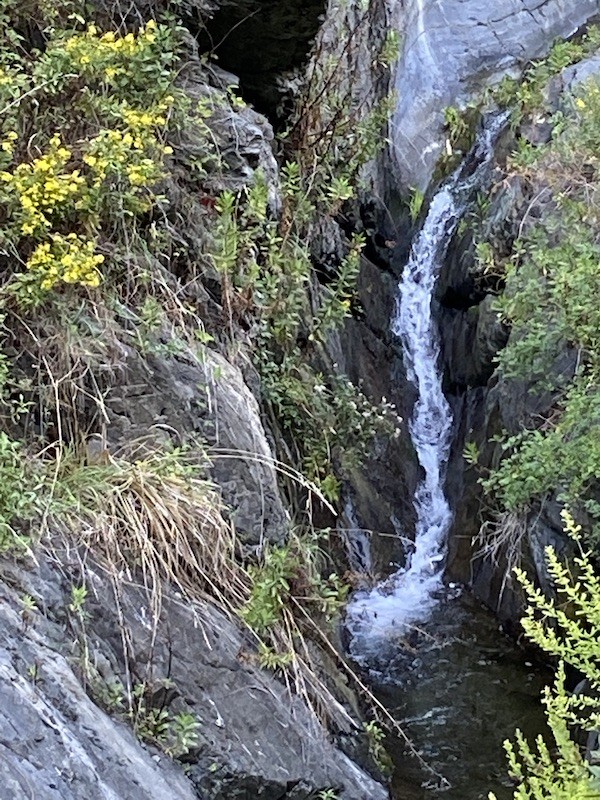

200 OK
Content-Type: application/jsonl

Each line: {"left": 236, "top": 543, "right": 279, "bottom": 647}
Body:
{"left": 481, "top": 77, "right": 600, "bottom": 539}
{"left": 444, "top": 105, "right": 470, "bottom": 146}
{"left": 408, "top": 187, "right": 425, "bottom": 223}
{"left": 243, "top": 534, "right": 349, "bottom": 635}
{"left": 317, "top": 790, "right": 340, "bottom": 800}
{"left": 364, "top": 720, "right": 393, "bottom": 775}
{"left": 490, "top": 25, "right": 600, "bottom": 125}
{"left": 98, "top": 678, "right": 201, "bottom": 759}
{"left": 490, "top": 511, "right": 600, "bottom": 799}
{"left": 0, "top": 9, "right": 218, "bottom": 315}
{"left": 258, "top": 356, "right": 400, "bottom": 493}
{"left": 212, "top": 133, "right": 401, "bottom": 495}
{"left": 257, "top": 642, "right": 293, "bottom": 671}
{"left": 463, "top": 440, "right": 480, "bottom": 467}
{"left": 0, "top": 433, "right": 42, "bottom": 552}
{"left": 68, "top": 584, "right": 88, "bottom": 614}
{"left": 438, "top": 103, "right": 479, "bottom": 174}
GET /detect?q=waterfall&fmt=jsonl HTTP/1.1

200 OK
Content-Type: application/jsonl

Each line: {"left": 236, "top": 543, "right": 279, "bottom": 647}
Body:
{"left": 346, "top": 115, "right": 506, "bottom": 663}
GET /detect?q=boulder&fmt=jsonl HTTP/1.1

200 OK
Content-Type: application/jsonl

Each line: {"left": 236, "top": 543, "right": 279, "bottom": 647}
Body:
{"left": 104, "top": 341, "right": 289, "bottom": 547}
{"left": 0, "top": 551, "right": 389, "bottom": 800}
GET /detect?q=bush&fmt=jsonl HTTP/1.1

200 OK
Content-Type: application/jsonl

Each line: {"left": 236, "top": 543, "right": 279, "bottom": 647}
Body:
{"left": 490, "top": 512, "right": 600, "bottom": 799}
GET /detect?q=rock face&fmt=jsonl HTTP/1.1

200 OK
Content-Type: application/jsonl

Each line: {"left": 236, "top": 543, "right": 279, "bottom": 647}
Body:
{"left": 390, "top": 0, "right": 599, "bottom": 189}
{"left": 437, "top": 57, "right": 600, "bottom": 623}
{"left": 0, "top": 552, "right": 388, "bottom": 800}
{"left": 105, "top": 342, "right": 288, "bottom": 547}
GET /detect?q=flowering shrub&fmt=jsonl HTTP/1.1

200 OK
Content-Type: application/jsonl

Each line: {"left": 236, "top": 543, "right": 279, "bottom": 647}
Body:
{"left": 1, "top": 135, "right": 84, "bottom": 236}
{"left": 0, "top": 19, "right": 183, "bottom": 299}
{"left": 26, "top": 234, "right": 104, "bottom": 291}
{"left": 36, "top": 21, "right": 178, "bottom": 100}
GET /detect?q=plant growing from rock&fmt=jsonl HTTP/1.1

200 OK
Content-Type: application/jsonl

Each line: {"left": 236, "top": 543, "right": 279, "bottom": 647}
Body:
{"left": 481, "top": 74, "right": 600, "bottom": 548}
{"left": 490, "top": 511, "right": 600, "bottom": 799}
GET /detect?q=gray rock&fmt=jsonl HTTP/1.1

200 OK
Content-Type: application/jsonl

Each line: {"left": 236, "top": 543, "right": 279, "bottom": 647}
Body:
{"left": 0, "top": 567, "right": 198, "bottom": 800}
{"left": 104, "top": 341, "right": 288, "bottom": 546}
{"left": 390, "top": 0, "right": 599, "bottom": 189}
{"left": 559, "top": 52, "right": 600, "bottom": 91}
{"left": 0, "top": 553, "right": 388, "bottom": 800}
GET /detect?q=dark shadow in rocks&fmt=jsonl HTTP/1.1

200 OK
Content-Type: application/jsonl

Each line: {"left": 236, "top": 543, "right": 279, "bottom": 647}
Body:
{"left": 196, "top": 0, "right": 326, "bottom": 125}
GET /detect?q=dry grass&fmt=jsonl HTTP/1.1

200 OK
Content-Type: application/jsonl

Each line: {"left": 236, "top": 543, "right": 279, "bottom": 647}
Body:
{"left": 48, "top": 443, "right": 250, "bottom": 623}
{"left": 39, "top": 439, "right": 435, "bottom": 776}
{"left": 475, "top": 510, "right": 528, "bottom": 607}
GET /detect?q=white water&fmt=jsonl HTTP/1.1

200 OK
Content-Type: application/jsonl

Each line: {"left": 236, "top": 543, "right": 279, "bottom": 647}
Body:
{"left": 346, "top": 119, "right": 505, "bottom": 660}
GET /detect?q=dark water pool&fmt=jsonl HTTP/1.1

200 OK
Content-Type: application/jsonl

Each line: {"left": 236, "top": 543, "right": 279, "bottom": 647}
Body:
{"left": 367, "top": 592, "right": 550, "bottom": 800}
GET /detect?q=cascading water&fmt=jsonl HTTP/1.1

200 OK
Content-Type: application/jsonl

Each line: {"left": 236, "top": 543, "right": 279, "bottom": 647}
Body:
{"left": 346, "top": 115, "right": 507, "bottom": 664}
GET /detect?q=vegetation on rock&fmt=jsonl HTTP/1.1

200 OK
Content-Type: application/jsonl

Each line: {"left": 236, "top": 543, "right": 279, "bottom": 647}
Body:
{"left": 0, "top": 0, "right": 401, "bottom": 774}
{"left": 469, "top": 38, "right": 600, "bottom": 800}
{"left": 478, "top": 70, "right": 600, "bottom": 547}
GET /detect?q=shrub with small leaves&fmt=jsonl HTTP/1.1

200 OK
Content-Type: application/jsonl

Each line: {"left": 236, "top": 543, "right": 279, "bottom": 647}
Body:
{"left": 490, "top": 511, "right": 600, "bottom": 799}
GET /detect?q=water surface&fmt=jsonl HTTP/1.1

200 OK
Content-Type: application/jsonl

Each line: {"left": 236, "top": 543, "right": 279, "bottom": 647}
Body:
{"left": 377, "top": 592, "right": 549, "bottom": 800}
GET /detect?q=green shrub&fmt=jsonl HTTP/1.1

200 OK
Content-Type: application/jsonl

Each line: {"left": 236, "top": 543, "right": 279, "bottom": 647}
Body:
{"left": 0, "top": 433, "right": 42, "bottom": 551}
{"left": 481, "top": 77, "right": 600, "bottom": 540}
{"left": 490, "top": 512, "right": 600, "bottom": 799}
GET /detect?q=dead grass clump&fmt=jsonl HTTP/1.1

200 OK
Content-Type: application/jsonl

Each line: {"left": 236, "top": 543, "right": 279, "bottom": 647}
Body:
{"left": 49, "top": 443, "right": 250, "bottom": 623}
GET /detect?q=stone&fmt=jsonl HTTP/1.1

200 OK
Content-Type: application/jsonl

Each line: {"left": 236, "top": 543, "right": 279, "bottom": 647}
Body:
{"left": 390, "top": 0, "right": 599, "bottom": 190}
{"left": 104, "top": 340, "right": 289, "bottom": 546}
{"left": 0, "top": 553, "right": 389, "bottom": 800}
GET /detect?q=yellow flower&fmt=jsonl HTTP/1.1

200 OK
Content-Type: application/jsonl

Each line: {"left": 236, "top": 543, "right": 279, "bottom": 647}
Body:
{"left": 576, "top": 98, "right": 586, "bottom": 110}
{"left": 163, "top": 145, "right": 173, "bottom": 155}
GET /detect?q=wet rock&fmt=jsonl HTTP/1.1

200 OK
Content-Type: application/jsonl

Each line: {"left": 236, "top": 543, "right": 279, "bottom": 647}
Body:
{"left": 391, "top": 0, "right": 599, "bottom": 190}
{"left": 336, "top": 254, "right": 420, "bottom": 572}
{"left": 0, "top": 563, "right": 198, "bottom": 800}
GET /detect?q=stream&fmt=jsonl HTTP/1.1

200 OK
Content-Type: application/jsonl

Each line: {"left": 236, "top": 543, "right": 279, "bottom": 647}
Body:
{"left": 345, "top": 115, "right": 550, "bottom": 797}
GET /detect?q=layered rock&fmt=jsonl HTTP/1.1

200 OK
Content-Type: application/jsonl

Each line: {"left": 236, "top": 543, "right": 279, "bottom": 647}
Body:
{"left": 0, "top": 552, "right": 387, "bottom": 800}
{"left": 390, "top": 0, "right": 599, "bottom": 190}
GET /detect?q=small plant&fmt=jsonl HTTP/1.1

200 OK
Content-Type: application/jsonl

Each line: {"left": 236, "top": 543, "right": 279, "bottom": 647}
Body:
{"left": 242, "top": 534, "right": 350, "bottom": 644}
{"left": 20, "top": 594, "right": 37, "bottom": 629}
{"left": 317, "top": 790, "right": 340, "bottom": 800}
{"left": 257, "top": 643, "right": 293, "bottom": 671}
{"left": 128, "top": 682, "right": 201, "bottom": 759}
{"left": 166, "top": 712, "right": 201, "bottom": 758}
{"left": 408, "top": 187, "right": 425, "bottom": 223}
{"left": 463, "top": 440, "right": 480, "bottom": 467}
{"left": 69, "top": 584, "right": 88, "bottom": 615}
{"left": 364, "top": 720, "right": 393, "bottom": 775}
{"left": 0, "top": 433, "right": 41, "bottom": 553}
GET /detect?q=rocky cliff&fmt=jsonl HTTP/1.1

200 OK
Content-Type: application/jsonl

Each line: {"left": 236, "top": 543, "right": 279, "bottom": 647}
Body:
{"left": 390, "top": 0, "right": 599, "bottom": 189}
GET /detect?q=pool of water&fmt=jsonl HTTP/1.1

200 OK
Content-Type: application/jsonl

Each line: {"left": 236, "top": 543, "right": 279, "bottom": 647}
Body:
{"left": 367, "top": 592, "right": 550, "bottom": 800}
